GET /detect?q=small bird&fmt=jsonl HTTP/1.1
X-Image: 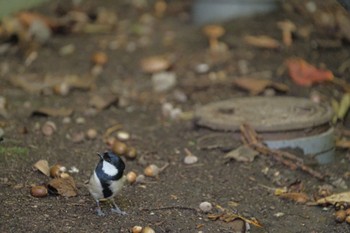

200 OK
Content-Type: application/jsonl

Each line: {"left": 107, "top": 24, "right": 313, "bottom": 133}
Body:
{"left": 88, "top": 151, "right": 126, "bottom": 216}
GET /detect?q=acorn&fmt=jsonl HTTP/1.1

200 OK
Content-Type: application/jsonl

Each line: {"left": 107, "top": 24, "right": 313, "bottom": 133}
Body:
{"left": 132, "top": 226, "right": 143, "bottom": 233}
{"left": 144, "top": 164, "right": 160, "bottom": 177}
{"left": 91, "top": 51, "right": 108, "bottom": 66}
{"left": 144, "top": 163, "right": 169, "bottom": 177}
{"left": 30, "top": 185, "right": 48, "bottom": 198}
{"left": 112, "top": 140, "right": 128, "bottom": 155}
{"left": 50, "top": 164, "right": 66, "bottom": 178}
{"left": 142, "top": 226, "right": 155, "bottom": 233}
{"left": 335, "top": 210, "right": 346, "bottom": 223}
{"left": 125, "top": 147, "right": 137, "bottom": 160}
{"left": 345, "top": 208, "right": 350, "bottom": 216}
{"left": 126, "top": 171, "right": 137, "bottom": 184}
{"left": 53, "top": 82, "right": 70, "bottom": 96}
{"left": 346, "top": 216, "right": 350, "bottom": 224}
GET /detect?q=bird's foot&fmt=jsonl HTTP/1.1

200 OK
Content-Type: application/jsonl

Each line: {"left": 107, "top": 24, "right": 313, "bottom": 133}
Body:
{"left": 96, "top": 208, "right": 106, "bottom": 216}
{"left": 111, "top": 207, "right": 127, "bottom": 215}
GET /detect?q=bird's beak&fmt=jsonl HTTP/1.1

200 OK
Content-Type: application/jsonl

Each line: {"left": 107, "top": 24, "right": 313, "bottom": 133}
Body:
{"left": 97, "top": 153, "right": 103, "bottom": 160}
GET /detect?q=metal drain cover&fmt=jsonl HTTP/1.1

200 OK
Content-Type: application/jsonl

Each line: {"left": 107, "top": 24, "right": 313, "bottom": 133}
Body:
{"left": 195, "top": 97, "right": 333, "bottom": 132}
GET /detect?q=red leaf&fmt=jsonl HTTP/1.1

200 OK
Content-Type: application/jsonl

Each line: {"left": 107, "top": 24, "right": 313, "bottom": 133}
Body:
{"left": 286, "top": 58, "right": 333, "bottom": 86}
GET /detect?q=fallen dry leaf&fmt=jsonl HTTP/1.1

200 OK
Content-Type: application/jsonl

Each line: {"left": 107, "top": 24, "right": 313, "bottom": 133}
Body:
{"left": 233, "top": 77, "right": 289, "bottom": 95}
{"left": 337, "top": 93, "right": 350, "bottom": 120}
{"left": 286, "top": 58, "right": 334, "bottom": 86}
{"left": 31, "top": 107, "right": 73, "bottom": 117}
{"left": 17, "top": 11, "right": 57, "bottom": 29}
{"left": 277, "top": 192, "right": 309, "bottom": 204}
{"left": 10, "top": 74, "right": 53, "bottom": 93}
{"left": 33, "top": 159, "right": 50, "bottom": 176}
{"left": 314, "top": 191, "right": 350, "bottom": 206}
{"left": 48, "top": 176, "right": 78, "bottom": 197}
{"left": 243, "top": 35, "right": 280, "bottom": 49}
{"left": 336, "top": 139, "right": 350, "bottom": 148}
{"left": 225, "top": 145, "right": 259, "bottom": 162}
{"left": 140, "top": 56, "right": 171, "bottom": 73}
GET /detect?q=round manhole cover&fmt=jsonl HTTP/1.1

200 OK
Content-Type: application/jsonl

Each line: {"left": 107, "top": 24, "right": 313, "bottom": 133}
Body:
{"left": 195, "top": 97, "right": 333, "bottom": 132}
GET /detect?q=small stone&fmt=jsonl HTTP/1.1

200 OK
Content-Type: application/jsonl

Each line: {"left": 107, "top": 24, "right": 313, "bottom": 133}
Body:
{"left": 71, "top": 132, "right": 85, "bottom": 143}
{"left": 199, "top": 201, "right": 212, "bottom": 213}
{"left": 151, "top": 72, "right": 177, "bottom": 92}
{"left": 195, "top": 63, "right": 210, "bottom": 74}
{"left": 41, "top": 121, "right": 57, "bottom": 136}
{"left": 116, "top": 131, "right": 130, "bottom": 141}
{"left": 136, "top": 174, "right": 146, "bottom": 184}
{"left": 75, "top": 117, "right": 86, "bottom": 124}
{"left": 86, "top": 128, "right": 98, "bottom": 140}
{"left": 184, "top": 155, "right": 198, "bottom": 165}
{"left": 62, "top": 117, "right": 71, "bottom": 124}
{"left": 59, "top": 44, "right": 75, "bottom": 56}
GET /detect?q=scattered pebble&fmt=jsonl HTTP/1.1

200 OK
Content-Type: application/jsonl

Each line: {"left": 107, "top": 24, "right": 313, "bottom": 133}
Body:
{"left": 62, "top": 117, "right": 71, "bottom": 124}
{"left": 161, "top": 102, "right": 183, "bottom": 120}
{"left": 116, "top": 131, "right": 130, "bottom": 141}
{"left": 71, "top": 131, "right": 85, "bottom": 143}
{"left": 195, "top": 63, "right": 210, "bottom": 74}
{"left": 75, "top": 117, "right": 86, "bottom": 124}
{"left": 59, "top": 44, "right": 75, "bottom": 56}
{"left": 184, "top": 154, "right": 198, "bottom": 164}
{"left": 172, "top": 89, "right": 187, "bottom": 102}
{"left": 152, "top": 71, "right": 177, "bottom": 92}
{"left": 41, "top": 121, "right": 57, "bottom": 136}
{"left": 30, "top": 185, "right": 48, "bottom": 198}
{"left": 274, "top": 212, "right": 285, "bottom": 218}
{"left": 199, "top": 201, "right": 212, "bottom": 213}
{"left": 28, "top": 19, "right": 51, "bottom": 44}
{"left": 136, "top": 174, "right": 146, "bottom": 184}
{"left": 68, "top": 166, "right": 79, "bottom": 173}
{"left": 86, "top": 128, "right": 98, "bottom": 140}
{"left": 91, "top": 65, "right": 103, "bottom": 76}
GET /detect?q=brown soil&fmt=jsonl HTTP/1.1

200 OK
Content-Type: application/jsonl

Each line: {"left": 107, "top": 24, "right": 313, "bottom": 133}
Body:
{"left": 1, "top": 1, "right": 350, "bottom": 232}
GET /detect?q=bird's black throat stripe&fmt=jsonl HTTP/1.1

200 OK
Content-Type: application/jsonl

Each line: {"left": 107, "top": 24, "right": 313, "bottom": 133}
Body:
{"left": 102, "top": 182, "right": 113, "bottom": 198}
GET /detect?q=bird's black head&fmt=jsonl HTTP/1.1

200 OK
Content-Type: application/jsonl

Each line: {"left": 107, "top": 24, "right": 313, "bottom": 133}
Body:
{"left": 98, "top": 151, "right": 125, "bottom": 172}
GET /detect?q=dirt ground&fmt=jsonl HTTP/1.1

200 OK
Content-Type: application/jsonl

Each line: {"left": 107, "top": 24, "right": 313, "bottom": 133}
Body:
{"left": 1, "top": 0, "right": 350, "bottom": 232}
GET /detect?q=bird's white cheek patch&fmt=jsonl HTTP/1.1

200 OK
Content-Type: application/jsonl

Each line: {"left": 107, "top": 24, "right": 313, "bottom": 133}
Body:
{"left": 102, "top": 161, "right": 118, "bottom": 176}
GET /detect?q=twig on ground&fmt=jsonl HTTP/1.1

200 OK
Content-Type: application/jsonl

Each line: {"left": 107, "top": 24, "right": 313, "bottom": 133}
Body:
{"left": 240, "top": 124, "right": 325, "bottom": 180}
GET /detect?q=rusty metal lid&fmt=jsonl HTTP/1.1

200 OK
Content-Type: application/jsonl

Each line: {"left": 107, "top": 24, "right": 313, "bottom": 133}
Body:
{"left": 194, "top": 97, "right": 334, "bottom": 132}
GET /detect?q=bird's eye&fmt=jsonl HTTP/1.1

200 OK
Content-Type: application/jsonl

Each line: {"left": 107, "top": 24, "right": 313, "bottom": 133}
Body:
{"left": 103, "top": 155, "right": 111, "bottom": 162}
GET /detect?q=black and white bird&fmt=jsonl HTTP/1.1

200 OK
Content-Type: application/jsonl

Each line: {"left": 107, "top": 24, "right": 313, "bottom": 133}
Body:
{"left": 88, "top": 151, "right": 126, "bottom": 216}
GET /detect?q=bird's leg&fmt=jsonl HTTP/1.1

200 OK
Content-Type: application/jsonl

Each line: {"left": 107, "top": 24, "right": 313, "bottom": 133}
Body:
{"left": 96, "top": 200, "right": 105, "bottom": 216}
{"left": 110, "top": 199, "right": 127, "bottom": 215}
